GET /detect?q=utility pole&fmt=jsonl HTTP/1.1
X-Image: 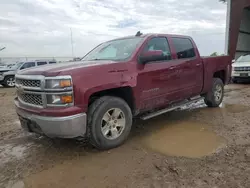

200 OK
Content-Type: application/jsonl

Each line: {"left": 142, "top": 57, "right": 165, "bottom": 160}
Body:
{"left": 70, "top": 28, "right": 74, "bottom": 58}
{"left": 0, "top": 47, "right": 6, "bottom": 63}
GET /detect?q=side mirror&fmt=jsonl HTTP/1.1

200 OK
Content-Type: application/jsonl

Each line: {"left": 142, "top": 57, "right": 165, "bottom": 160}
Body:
{"left": 139, "top": 50, "right": 164, "bottom": 64}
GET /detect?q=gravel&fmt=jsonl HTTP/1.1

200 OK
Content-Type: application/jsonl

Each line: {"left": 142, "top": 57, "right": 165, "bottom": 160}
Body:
{"left": 0, "top": 84, "right": 250, "bottom": 188}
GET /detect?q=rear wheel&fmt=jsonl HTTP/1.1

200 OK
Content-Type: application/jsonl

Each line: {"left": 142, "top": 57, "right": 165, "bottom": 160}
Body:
{"left": 87, "top": 96, "right": 132, "bottom": 150}
{"left": 204, "top": 78, "right": 224, "bottom": 107}
{"left": 4, "top": 76, "right": 15, "bottom": 87}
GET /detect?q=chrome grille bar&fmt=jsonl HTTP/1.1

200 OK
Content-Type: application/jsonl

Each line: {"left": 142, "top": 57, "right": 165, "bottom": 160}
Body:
{"left": 234, "top": 67, "right": 250, "bottom": 71}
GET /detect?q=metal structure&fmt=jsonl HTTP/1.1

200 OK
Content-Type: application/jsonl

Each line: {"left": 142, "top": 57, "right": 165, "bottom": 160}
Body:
{"left": 225, "top": 0, "right": 250, "bottom": 59}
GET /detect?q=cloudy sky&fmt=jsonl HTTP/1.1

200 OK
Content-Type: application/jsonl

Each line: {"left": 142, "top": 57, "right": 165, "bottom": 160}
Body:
{"left": 0, "top": 0, "right": 227, "bottom": 58}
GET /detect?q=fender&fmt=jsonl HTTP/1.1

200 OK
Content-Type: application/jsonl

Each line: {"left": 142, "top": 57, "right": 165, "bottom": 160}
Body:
{"left": 74, "top": 71, "right": 137, "bottom": 112}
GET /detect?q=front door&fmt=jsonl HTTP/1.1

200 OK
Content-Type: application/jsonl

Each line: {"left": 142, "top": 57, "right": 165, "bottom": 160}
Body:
{"left": 136, "top": 37, "right": 181, "bottom": 112}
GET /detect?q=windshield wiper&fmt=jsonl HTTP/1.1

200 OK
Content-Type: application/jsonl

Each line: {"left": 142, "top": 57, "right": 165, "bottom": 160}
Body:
{"left": 85, "top": 58, "right": 108, "bottom": 61}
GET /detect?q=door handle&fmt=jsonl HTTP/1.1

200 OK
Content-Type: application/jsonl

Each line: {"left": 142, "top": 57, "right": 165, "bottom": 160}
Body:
{"left": 196, "top": 63, "right": 201, "bottom": 66}
{"left": 169, "top": 66, "right": 175, "bottom": 70}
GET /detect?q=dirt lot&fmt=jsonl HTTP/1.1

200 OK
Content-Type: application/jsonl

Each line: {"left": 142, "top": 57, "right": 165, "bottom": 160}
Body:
{"left": 0, "top": 84, "right": 250, "bottom": 188}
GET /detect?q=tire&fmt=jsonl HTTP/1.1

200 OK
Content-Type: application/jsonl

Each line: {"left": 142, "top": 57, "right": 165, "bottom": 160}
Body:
{"left": 4, "top": 76, "right": 15, "bottom": 87}
{"left": 232, "top": 79, "right": 237, "bottom": 84}
{"left": 204, "top": 78, "right": 224, "bottom": 108}
{"left": 87, "top": 96, "right": 132, "bottom": 150}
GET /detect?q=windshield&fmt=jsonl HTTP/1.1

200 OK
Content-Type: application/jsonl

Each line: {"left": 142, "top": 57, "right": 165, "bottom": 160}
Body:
{"left": 236, "top": 55, "right": 250, "bottom": 63}
{"left": 82, "top": 37, "right": 144, "bottom": 61}
{"left": 10, "top": 62, "right": 23, "bottom": 70}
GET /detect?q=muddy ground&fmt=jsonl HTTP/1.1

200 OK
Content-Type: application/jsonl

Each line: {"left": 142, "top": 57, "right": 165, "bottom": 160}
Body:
{"left": 0, "top": 84, "right": 250, "bottom": 188}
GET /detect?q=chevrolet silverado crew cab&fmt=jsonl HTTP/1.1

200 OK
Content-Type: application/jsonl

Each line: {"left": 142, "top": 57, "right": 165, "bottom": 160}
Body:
{"left": 231, "top": 54, "right": 250, "bottom": 83}
{"left": 14, "top": 33, "right": 232, "bottom": 150}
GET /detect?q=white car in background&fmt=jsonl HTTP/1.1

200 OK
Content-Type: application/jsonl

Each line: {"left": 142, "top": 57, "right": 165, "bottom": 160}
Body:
{"left": 0, "top": 60, "right": 57, "bottom": 87}
{"left": 231, "top": 54, "right": 250, "bottom": 83}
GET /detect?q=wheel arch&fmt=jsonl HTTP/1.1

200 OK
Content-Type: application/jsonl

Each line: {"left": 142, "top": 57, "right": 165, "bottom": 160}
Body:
{"left": 86, "top": 86, "right": 136, "bottom": 115}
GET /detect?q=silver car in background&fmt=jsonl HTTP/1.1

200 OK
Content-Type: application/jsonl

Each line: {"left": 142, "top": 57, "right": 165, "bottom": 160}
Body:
{"left": 232, "top": 54, "right": 250, "bottom": 83}
{"left": 0, "top": 60, "right": 57, "bottom": 87}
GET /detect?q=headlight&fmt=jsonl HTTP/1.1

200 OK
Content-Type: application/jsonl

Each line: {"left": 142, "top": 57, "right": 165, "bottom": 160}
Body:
{"left": 45, "top": 76, "right": 73, "bottom": 106}
{"left": 45, "top": 77, "right": 72, "bottom": 89}
{"left": 47, "top": 94, "right": 73, "bottom": 105}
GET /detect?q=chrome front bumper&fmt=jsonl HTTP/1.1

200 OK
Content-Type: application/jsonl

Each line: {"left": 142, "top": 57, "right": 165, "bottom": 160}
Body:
{"left": 16, "top": 107, "right": 87, "bottom": 139}
{"left": 231, "top": 71, "right": 250, "bottom": 77}
{"left": 0, "top": 75, "right": 4, "bottom": 81}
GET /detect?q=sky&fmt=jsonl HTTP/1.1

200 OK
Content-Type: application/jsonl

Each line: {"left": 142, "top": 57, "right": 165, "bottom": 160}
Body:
{"left": 0, "top": 0, "right": 227, "bottom": 58}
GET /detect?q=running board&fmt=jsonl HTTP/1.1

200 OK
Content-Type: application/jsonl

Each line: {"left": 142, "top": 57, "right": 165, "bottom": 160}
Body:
{"left": 141, "top": 96, "right": 204, "bottom": 120}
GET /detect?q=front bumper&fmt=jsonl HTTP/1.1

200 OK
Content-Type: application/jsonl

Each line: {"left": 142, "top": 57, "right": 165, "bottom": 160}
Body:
{"left": 0, "top": 75, "right": 4, "bottom": 82}
{"left": 15, "top": 104, "right": 87, "bottom": 139}
{"left": 231, "top": 71, "right": 250, "bottom": 78}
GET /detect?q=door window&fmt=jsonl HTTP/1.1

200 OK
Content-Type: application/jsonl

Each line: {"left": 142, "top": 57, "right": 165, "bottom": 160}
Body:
{"left": 171, "top": 38, "right": 196, "bottom": 59}
{"left": 37, "top": 61, "right": 47, "bottom": 66}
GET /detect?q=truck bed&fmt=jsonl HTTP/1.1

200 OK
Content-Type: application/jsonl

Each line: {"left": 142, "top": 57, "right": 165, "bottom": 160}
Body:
{"left": 201, "top": 55, "right": 232, "bottom": 94}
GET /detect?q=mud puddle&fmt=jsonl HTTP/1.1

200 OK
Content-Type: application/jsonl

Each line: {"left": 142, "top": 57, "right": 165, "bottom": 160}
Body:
{"left": 17, "top": 145, "right": 148, "bottom": 188}
{"left": 143, "top": 121, "right": 226, "bottom": 158}
{"left": 182, "top": 102, "right": 250, "bottom": 114}
{"left": 0, "top": 143, "right": 29, "bottom": 167}
{"left": 219, "top": 103, "right": 250, "bottom": 113}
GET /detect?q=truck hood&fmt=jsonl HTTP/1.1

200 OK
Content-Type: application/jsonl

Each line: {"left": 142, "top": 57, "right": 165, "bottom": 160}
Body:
{"left": 0, "top": 68, "right": 11, "bottom": 72}
{"left": 232, "top": 62, "right": 250, "bottom": 67}
{"left": 18, "top": 60, "right": 123, "bottom": 77}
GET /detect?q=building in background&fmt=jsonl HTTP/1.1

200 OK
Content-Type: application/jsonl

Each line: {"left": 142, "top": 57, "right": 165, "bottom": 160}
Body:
{"left": 225, "top": 0, "right": 250, "bottom": 59}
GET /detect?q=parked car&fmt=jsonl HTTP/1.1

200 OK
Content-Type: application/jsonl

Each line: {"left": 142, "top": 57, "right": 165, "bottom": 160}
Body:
{"left": 14, "top": 33, "right": 231, "bottom": 150}
{"left": 0, "top": 63, "right": 7, "bottom": 69}
{"left": 6, "top": 63, "right": 17, "bottom": 68}
{"left": 231, "top": 54, "right": 250, "bottom": 83}
{"left": 0, "top": 60, "right": 57, "bottom": 87}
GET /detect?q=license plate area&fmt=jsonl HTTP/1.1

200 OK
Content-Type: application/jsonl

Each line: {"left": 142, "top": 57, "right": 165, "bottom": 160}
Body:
{"left": 240, "top": 73, "right": 249, "bottom": 77}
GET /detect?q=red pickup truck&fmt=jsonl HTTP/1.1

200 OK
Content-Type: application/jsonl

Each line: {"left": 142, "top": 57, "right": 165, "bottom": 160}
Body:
{"left": 14, "top": 33, "right": 232, "bottom": 150}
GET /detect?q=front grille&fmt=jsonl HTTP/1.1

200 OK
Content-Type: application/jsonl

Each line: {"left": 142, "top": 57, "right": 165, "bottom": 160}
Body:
{"left": 16, "top": 79, "right": 41, "bottom": 88}
{"left": 234, "top": 67, "right": 250, "bottom": 71}
{"left": 18, "top": 93, "right": 43, "bottom": 106}
{"left": 15, "top": 75, "right": 73, "bottom": 108}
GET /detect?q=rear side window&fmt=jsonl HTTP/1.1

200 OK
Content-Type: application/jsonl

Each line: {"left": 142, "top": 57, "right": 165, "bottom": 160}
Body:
{"left": 171, "top": 38, "right": 195, "bottom": 59}
{"left": 49, "top": 61, "right": 56, "bottom": 64}
{"left": 20, "top": 62, "right": 35, "bottom": 70}
{"left": 37, "top": 61, "right": 47, "bottom": 66}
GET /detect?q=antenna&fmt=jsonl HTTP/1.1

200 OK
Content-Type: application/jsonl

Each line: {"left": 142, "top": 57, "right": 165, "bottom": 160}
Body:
{"left": 0, "top": 47, "right": 6, "bottom": 51}
{"left": 135, "top": 31, "right": 143, "bottom": 36}
{"left": 70, "top": 28, "right": 74, "bottom": 58}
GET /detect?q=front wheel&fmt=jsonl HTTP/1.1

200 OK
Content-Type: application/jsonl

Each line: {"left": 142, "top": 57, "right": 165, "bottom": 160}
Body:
{"left": 204, "top": 78, "right": 224, "bottom": 107}
{"left": 87, "top": 96, "right": 132, "bottom": 150}
{"left": 4, "top": 76, "right": 15, "bottom": 87}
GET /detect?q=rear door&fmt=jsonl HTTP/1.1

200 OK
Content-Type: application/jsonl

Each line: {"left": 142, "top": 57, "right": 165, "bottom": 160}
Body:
{"left": 170, "top": 37, "right": 203, "bottom": 98}
{"left": 136, "top": 37, "right": 183, "bottom": 111}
